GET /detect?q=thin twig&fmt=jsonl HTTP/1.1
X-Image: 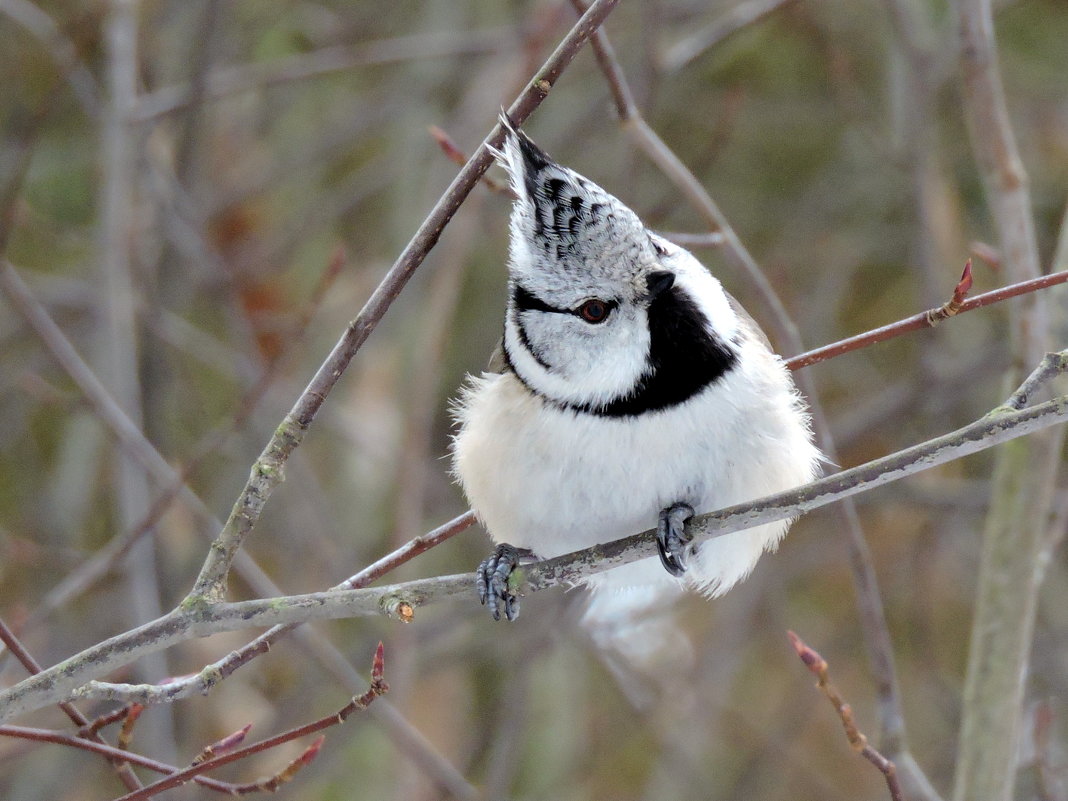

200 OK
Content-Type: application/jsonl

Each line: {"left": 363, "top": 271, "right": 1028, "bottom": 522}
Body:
{"left": 788, "top": 265, "right": 1068, "bottom": 371}
{"left": 428, "top": 125, "right": 512, "bottom": 196}
{"left": 135, "top": 29, "right": 508, "bottom": 121}
{"left": 112, "top": 643, "right": 388, "bottom": 801}
{"left": 788, "top": 632, "right": 904, "bottom": 801}
{"left": 0, "top": 725, "right": 240, "bottom": 793}
{"left": 0, "top": 618, "right": 143, "bottom": 792}
{"left": 659, "top": 0, "right": 799, "bottom": 72}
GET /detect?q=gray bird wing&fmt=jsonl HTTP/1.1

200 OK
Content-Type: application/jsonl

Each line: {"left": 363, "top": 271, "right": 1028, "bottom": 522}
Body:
{"left": 486, "top": 338, "right": 508, "bottom": 373}
{"left": 724, "top": 291, "right": 774, "bottom": 351}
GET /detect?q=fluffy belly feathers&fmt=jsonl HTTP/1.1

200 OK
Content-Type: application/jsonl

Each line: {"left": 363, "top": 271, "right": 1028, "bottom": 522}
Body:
{"left": 452, "top": 363, "right": 818, "bottom": 598}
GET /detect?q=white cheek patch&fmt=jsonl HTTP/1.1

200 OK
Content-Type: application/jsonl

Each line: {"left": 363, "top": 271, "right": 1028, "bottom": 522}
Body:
{"left": 505, "top": 308, "right": 651, "bottom": 408}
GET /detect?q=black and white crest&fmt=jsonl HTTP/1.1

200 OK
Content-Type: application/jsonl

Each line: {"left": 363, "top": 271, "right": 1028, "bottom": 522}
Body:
{"left": 495, "top": 118, "right": 738, "bottom": 417}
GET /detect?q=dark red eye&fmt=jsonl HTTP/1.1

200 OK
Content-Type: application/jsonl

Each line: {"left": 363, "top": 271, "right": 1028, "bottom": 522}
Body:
{"left": 577, "top": 299, "right": 611, "bottom": 324}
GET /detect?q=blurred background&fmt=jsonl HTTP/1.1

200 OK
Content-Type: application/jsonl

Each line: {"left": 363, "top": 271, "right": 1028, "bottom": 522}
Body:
{"left": 1, "top": 0, "right": 1067, "bottom": 798}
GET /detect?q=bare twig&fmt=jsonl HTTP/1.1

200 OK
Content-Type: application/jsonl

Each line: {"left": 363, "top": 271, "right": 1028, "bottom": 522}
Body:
{"left": 135, "top": 29, "right": 508, "bottom": 121}
{"left": 4, "top": 357, "right": 1068, "bottom": 722}
{"left": 80, "top": 705, "right": 138, "bottom": 738}
{"left": 429, "top": 125, "right": 512, "bottom": 196}
{"left": 191, "top": 724, "right": 251, "bottom": 766}
{"left": 115, "top": 703, "right": 143, "bottom": 754}
{"left": 659, "top": 0, "right": 799, "bottom": 72}
{"left": 0, "top": 725, "right": 240, "bottom": 793}
{"left": 954, "top": 1, "right": 1059, "bottom": 799}
{"left": 786, "top": 262, "right": 1068, "bottom": 371}
{"left": 0, "top": 617, "right": 142, "bottom": 791}
{"left": 788, "top": 632, "right": 903, "bottom": 801}
{"left": 112, "top": 643, "right": 388, "bottom": 801}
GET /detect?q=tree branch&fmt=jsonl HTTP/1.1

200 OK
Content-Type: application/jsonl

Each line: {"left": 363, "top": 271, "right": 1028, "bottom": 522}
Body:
{"left": 954, "top": 2, "right": 1059, "bottom": 800}
{"left": 185, "top": 0, "right": 622, "bottom": 604}
{"left": 788, "top": 632, "right": 903, "bottom": 801}
{"left": 4, "top": 353, "right": 1068, "bottom": 722}
{"left": 788, "top": 265, "right": 1068, "bottom": 370}
{"left": 111, "top": 644, "right": 388, "bottom": 801}
{"left": 0, "top": 618, "right": 143, "bottom": 792}
{"left": 0, "top": 724, "right": 239, "bottom": 793}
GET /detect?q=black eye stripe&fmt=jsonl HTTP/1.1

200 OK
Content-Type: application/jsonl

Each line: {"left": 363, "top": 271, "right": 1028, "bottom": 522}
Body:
{"left": 512, "top": 285, "right": 617, "bottom": 322}
{"left": 513, "top": 285, "right": 568, "bottom": 315}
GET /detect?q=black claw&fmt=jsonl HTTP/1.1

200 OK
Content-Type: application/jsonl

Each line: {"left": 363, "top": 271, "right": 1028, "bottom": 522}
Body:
{"left": 476, "top": 543, "right": 523, "bottom": 621}
{"left": 656, "top": 503, "right": 695, "bottom": 577}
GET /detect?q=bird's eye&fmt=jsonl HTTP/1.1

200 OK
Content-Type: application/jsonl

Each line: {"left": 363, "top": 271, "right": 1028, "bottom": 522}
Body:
{"left": 577, "top": 299, "right": 611, "bottom": 324}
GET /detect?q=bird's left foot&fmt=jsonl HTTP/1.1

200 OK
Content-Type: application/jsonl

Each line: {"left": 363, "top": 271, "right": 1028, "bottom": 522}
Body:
{"left": 656, "top": 502, "right": 695, "bottom": 577}
{"left": 477, "top": 543, "right": 533, "bottom": 621}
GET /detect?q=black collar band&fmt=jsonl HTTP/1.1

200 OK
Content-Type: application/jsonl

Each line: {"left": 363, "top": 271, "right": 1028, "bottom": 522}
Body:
{"left": 503, "top": 283, "right": 738, "bottom": 418}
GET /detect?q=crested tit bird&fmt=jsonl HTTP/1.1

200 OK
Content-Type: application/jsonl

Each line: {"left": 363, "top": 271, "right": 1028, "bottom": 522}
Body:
{"left": 451, "top": 119, "right": 820, "bottom": 639}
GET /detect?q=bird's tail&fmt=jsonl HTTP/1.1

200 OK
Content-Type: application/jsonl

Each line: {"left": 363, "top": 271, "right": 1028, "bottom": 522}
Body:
{"left": 580, "top": 563, "right": 693, "bottom": 701}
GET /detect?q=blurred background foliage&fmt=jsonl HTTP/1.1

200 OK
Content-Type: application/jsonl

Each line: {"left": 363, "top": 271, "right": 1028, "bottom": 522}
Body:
{"left": 1, "top": 0, "right": 1067, "bottom": 799}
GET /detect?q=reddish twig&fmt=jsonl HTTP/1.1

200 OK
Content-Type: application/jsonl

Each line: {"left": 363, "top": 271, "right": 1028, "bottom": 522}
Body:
{"left": 429, "top": 126, "right": 511, "bottom": 196}
{"left": 116, "top": 703, "right": 143, "bottom": 754}
{"left": 0, "top": 617, "right": 142, "bottom": 792}
{"left": 342, "top": 510, "right": 477, "bottom": 589}
{"left": 80, "top": 705, "right": 138, "bottom": 738}
{"left": 787, "top": 264, "right": 1068, "bottom": 371}
{"left": 230, "top": 736, "right": 324, "bottom": 794}
{"left": 192, "top": 724, "right": 252, "bottom": 766}
{"left": 0, "top": 621, "right": 239, "bottom": 793}
{"left": 788, "top": 632, "right": 904, "bottom": 801}
{"left": 0, "top": 724, "right": 240, "bottom": 793}
{"left": 112, "top": 643, "right": 388, "bottom": 801}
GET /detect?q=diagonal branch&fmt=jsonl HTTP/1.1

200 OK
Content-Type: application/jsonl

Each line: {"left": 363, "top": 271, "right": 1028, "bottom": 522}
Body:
{"left": 111, "top": 644, "right": 388, "bottom": 801}
{"left": 0, "top": 724, "right": 239, "bottom": 793}
{"left": 185, "top": 0, "right": 622, "bottom": 604}
{"left": 789, "top": 266, "right": 1068, "bottom": 370}
{"left": 788, "top": 632, "right": 903, "bottom": 801}
{"left": 0, "top": 618, "right": 143, "bottom": 792}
